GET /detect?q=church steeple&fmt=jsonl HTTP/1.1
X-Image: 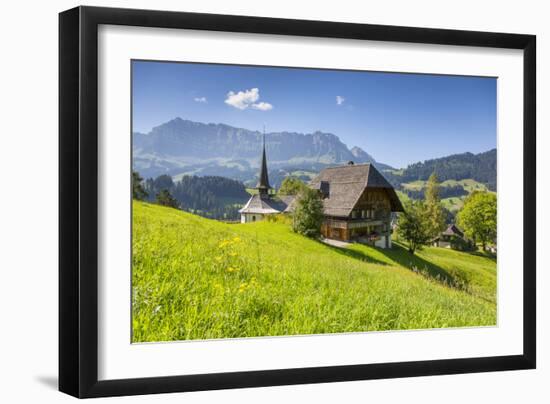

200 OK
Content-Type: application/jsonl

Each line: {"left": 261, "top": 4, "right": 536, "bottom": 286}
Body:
{"left": 256, "top": 128, "right": 271, "bottom": 197}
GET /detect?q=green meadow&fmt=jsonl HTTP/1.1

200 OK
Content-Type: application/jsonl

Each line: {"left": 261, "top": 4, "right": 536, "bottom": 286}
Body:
{"left": 132, "top": 201, "right": 496, "bottom": 342}
{"left": 441, "top": 196, "right": 465, "bottom": 212}
{"left": 400, "top": 178, "right": 495, "bottom": 212}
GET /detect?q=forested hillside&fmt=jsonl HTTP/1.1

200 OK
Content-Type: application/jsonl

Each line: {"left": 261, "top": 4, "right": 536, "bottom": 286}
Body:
{"left": 384, "top": 149, "right": 496, "bottom": 191}
{"left": 143, "top": 174, "right": 249, "bottom": 220}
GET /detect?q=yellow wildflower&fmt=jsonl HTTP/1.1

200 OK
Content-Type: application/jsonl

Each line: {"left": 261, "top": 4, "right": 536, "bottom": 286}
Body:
{"left": 233, "top": 236, "right": 241, "bottom": 243}
{"left": 218, "top": 240, "right": 231, "bottom": 248}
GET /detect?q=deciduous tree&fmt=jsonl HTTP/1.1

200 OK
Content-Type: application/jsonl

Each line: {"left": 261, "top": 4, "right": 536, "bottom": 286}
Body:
{"left": 397, "top": 200, "right": 431, "bottom": 254}
{"left": 292, "top": 188, "right": 324, "bottom": 238}
{"left": 278, "top": 177, "right": 307, "bottom": 196}
{"left": 457, "top": 191, "right": 497, "bottom": 249}
{"left": 424, "top": 172, "right": 447, "bottom": 238}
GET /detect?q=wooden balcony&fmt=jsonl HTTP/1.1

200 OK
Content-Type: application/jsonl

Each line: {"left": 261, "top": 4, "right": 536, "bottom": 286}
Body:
{"left": 323, "top": 216, "right": 390, "bottom": 230}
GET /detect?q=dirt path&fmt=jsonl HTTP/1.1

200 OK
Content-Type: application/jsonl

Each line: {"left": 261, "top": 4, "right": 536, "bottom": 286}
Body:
{"left": 321, "top": 238, "right": 351, "bottom": 248}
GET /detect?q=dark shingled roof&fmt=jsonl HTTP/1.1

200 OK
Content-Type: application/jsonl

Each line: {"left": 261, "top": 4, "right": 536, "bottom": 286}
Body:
{"left": 309, "top": 163, "right": 404, "bottom": 217}
{"left": 278, "top": 195, "right": 297, "bottom": 212}
{"left": 239, "top": 194, "right": 295, "bottom": 214}
{"left": 442, "top": 224, "right": 464, "bottom": 237}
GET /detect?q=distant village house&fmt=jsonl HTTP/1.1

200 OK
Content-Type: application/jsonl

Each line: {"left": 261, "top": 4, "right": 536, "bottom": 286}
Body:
{"left": 432, "top": 224, "right": 473, "bottom": 251}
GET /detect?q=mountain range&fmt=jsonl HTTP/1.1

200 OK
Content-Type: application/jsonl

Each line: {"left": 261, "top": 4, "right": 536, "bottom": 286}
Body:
{"left": 133, "top": 118, "right": 496, "bottom": 190}
{"left": 133, "top": 118, "right": 391, "bottom": 186}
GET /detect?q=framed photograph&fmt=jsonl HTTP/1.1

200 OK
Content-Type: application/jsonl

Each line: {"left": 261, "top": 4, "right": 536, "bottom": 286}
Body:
{"left": 59, "top": 6, "right": 536, "bottom": 398}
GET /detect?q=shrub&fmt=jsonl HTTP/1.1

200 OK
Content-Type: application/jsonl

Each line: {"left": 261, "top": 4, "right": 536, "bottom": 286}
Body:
{"left": 292, "top": 188, "right": 323, "bottom": 238}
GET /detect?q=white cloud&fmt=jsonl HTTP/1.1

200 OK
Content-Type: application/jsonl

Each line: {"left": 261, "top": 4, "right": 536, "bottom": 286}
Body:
{"left": 225, "top": 88, "right": 273, "bottom": 111}
{"left": 336, "top": 95, "right": 345, "bottom": 105}
{"left": 194, "top": 96, "right": 207, "bottom": 103}
{"left": 251, "top": 101, "right": 273, "bottom": 111}
{"left": 225, "top": 88, "right": 259, "bottom": 109}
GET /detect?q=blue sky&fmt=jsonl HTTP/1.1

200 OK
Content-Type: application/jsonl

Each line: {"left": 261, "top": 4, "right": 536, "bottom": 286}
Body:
{"left": 132, "top": 60, "right": 496, "bottom": 168}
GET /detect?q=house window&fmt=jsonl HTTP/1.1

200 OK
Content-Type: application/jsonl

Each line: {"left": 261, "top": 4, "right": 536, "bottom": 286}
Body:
{"left": 252, "top": 216, "right": 256, "bottom": 222}
{"left": 352, "top": 211, "right": 358, "bottom": 219}
{"left": 361, "top": 210, "right": 366, "bottom": 218}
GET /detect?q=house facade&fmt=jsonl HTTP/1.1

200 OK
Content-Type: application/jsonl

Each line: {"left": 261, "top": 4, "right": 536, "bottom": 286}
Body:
{"left": 309, "top": 162, "right": 404, "bottom": 248}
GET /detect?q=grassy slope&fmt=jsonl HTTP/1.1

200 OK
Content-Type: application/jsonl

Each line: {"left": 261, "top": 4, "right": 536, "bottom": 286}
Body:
{"left": 441, "top": 179, "right": 489, "bottom": 192}
{"left": 401, "top": 178, "right": 493, "bottom": 212}
{"left": 441, "top": 197, "right": 464, "bottom": 212}
{"left": 289, "top": 170, "right": 318, "bottom": 179}
{"left": 396, "top": 190, "right": 411, "bottom": 205}
{"left": 132, "top": 201, "right": 496, "bottom": 342}
{"left": 401, "top": 178, "right": 488, "bottom": 191}
{"left": 401, "top": 179, "right": 427, "bottom": 191}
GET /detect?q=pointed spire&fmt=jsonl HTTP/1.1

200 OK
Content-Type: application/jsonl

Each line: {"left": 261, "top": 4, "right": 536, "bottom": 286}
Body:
{"left": 256, "top": 127, "right": 271, "bottom": 196}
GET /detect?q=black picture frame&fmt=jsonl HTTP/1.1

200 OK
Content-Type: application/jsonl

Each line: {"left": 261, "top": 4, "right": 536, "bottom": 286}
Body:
{"left": 59, "top": 5, "right": 536, "bottom": 398}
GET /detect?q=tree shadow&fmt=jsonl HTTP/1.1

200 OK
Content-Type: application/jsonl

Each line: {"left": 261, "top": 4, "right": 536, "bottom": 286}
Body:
{"left": 377, "top": 242, "right": 469, "bottom": 290}
{"left": 316, "top": 239, "right": 472, "bottom": 294}
{"left": 468, "top": 250, "right": 497, "bottom": 262}
{"left": 317, "top": 240, "right": 391, "bottom": 267}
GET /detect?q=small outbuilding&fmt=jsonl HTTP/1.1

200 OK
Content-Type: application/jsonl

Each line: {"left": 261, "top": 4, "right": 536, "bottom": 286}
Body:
{"left": 432, "top": 224, "right": 472, "bottom": 250}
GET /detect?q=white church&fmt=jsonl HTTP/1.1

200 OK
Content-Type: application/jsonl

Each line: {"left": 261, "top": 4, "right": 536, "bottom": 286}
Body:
{"left": 239, "top": 136, "right": 295, "bottom": 223}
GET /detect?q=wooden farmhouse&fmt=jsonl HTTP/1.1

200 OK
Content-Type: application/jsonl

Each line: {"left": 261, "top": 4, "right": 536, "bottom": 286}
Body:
{"left": 309, "top": 162, "right": 404, "bottom": 248}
